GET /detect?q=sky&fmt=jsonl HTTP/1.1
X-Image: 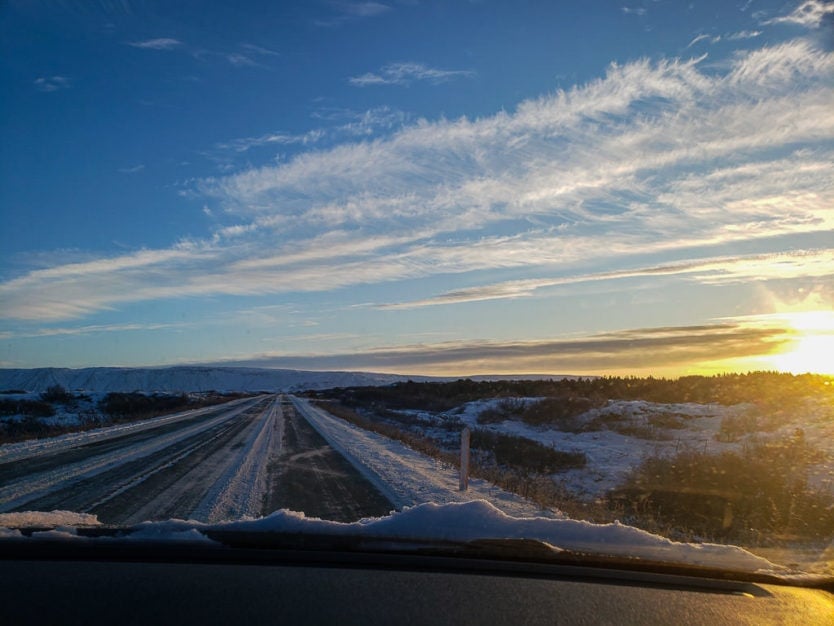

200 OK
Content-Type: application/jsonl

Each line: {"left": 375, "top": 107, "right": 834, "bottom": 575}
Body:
{"left": 1, "top": 0, "right": 833, "bottom": 376}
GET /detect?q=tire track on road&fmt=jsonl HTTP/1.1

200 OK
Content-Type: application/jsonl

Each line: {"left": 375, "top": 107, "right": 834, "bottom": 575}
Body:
{"left": 13, "top": 408, "right": 260, "bottom": 522}
{"left": 264, "top": 398, "right": 392, "bottom": 522}
{"left": 0, "top": 398, "right": 268, "bottom": 513}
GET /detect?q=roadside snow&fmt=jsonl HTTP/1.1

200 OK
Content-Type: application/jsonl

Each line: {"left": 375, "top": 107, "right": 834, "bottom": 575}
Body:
{"left": 451, "top": 397, "right": 834, "bottom": 500}
{"left": 0, "top": 510, "right": 100, "bottom": 527}
{"left": 291, "top": 396, "right": 561, "bottom": 519}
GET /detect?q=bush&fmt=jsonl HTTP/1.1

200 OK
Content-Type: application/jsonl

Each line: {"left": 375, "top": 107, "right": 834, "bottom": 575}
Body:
{"left": 98, "top": 392, "right": 190, "bottom": 419}
{"left": 716, "top": 412, "right": 759, "bottom": 442}
{"left": 40, "top": 385, "right": 74, "bottom": 404}
{"left": 470, "top": 429, "right": 586, "bottom": 473}
{"left": 647, "top": 412, "right": 686, "bottom": 429}
{"left": 517, "top": 397, "right": 603, "bottom": 431}
{"left": 614, "top": 435, "right": 834, "bottom": 541}
{"left": 477, "top": 398, "right": 528, "bottom": 424}
{"left": 0, "top": 398, "right": 55, "bottom": 417}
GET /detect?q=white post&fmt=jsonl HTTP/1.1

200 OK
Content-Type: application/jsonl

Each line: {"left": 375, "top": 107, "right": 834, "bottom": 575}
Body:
{"left": 459, "top": 427, "right": 471, "bottom": 491}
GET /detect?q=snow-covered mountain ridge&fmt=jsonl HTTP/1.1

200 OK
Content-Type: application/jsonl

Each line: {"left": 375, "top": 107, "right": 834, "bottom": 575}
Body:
{"left": 0, "top": 366, "right": 438, "bottom": 393}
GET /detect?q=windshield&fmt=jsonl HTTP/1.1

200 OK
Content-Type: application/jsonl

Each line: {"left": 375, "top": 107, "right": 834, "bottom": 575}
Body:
{"left": 1, "top": 0, "right": 833, "bottom": 579}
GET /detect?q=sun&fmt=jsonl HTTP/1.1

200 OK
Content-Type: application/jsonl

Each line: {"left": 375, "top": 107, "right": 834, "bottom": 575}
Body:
{"left": 767, "top": 311, "right": 834, "bottom": 376}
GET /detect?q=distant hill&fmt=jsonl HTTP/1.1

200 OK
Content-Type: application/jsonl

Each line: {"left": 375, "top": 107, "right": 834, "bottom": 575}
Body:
{"left": 0, "top": 366, "right": 441, "bottom": 394}
{"left": 0, "top": 367, "right": 584, "bottom": 394}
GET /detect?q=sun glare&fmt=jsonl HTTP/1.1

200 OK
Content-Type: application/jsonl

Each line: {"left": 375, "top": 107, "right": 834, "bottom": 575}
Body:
{"left": 767, "top": 311, "right": 834, "bottom": 376}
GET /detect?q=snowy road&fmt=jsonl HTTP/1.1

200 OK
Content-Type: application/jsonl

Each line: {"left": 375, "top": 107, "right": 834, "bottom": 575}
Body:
{"left": 0, "top": 396, "right": 281, "bottom": 524}
{"left": 0, "top": 395, "right": 396, "bottom": 524}
{"left": 1, "top": 393, "right": 555, "bottom": 526}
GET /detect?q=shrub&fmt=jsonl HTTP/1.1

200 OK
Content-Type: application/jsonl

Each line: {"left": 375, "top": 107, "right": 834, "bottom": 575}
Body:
{"left": 516, "top": 396, "right": 603, "bottom": 430}
{"left": 476, "top": 398, "right": 528, "bottom": 424}
{"left": 0, "top": 398, "right": 55, "bottom": 417}
{"left": 614, "top": 435, "right": 834, "bottom": 541}
{"left": 40, "top": 385, "right": 74, "bottom": 404}
{"left": 716, "top": 412, "right": 759, "bottom": 442}
{"left": 470, "top": 429, "right": 586, "bottom": 473}
{"left": 99, "top": 392, "right": 190, "bottom": 419}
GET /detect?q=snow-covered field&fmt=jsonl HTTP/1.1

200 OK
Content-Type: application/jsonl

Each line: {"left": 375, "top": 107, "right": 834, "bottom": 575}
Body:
{"left": 395, "top": 396, "right": 834, "bottom": 501}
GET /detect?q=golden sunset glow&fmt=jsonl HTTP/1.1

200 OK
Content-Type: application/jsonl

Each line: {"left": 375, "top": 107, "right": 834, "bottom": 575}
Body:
{"left": 766, "top": 311, "right": 834, "bottom": 375}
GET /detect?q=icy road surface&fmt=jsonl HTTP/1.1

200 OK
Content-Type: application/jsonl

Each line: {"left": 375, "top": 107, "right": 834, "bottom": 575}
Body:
{"left": 1, "top": 393, "right": 558, "bottom": 526}
{"left": 0, "top": 397, "right": 284, "bottom": 524}
{"left": 0, "top": 396, "right": 394, "bottom": 524}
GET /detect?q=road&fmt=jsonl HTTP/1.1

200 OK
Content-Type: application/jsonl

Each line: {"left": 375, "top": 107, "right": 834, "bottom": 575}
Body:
{"left": 264, "top": 397, "right": 391, "bottom": 522}
{"left": 0, "top": 395, "right": 392, "bottom": 525}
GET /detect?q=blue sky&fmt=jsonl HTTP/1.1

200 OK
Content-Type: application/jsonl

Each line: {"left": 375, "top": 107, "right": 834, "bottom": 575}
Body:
{"left": 1, "top": 0, "right": 833, "bottom": 375}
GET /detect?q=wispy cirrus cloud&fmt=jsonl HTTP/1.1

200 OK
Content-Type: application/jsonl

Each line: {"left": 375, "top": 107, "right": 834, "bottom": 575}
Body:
{"left": 349, "top": 62, "right": 475, "bottom": 86}
{"left": 315, "top": 1, "right": 391, "bottom": 27}
{"left": 763, "top": 0, "right": 834, "bottom": 28}
{"left": 118, "top": 164, "right": 145, "bottom": 174}
{"left": 224, "top": 53, "right": 260, "bottom": 67}
{"left": 127, "top": 37, "right": 275, "bottom": 69}
{"left": 687, "top": 34, "right": 713, "bottom": 48}
{"left": 376, "top": 249, "right": 834, "bottom": 310}
{"left": 8, "top": 322, "right": 187, "bottom": 340}
{"left": 34, "top": 76, "right": 71, "bottom": 92}
{"left": 687, "top": 30, "right": 761, "bottom": 48}
{"left": 216, "top": 129, "right": 326, "bottom": 153}
{"left": 340, "top": 1, "right": 391, "bottom": 17}
{"left": 209, "top": 106, "right": 407, "bottom": 160}
{"left": 2, "top": 38, "right": 833, "bottom": 323}
{"left": 127, "top": 37, "right": 183, "bottom": 50}
{"left": 239, "top": 43, "right": 279, "bottom": 57}
{"left": 728, "top": 29, "right": 762, "bottom": 40}
{"left": 622, "top": 6, "right": 647, "bottom": 17}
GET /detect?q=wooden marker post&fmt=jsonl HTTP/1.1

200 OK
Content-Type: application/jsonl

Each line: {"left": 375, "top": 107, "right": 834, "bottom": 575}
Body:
{"left": 459, "top": 426, "right": 471, "bottom": 491}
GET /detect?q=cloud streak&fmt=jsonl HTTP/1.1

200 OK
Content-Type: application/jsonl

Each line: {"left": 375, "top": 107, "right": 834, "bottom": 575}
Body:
{"left": 315, "top": 1, "right": 392, "bottom": 27}
{"left": 206, "top": 322, "right": 791, "bottom": 375}
{"left": 118, "top": 164, "right": 145, "bottom": 174}
{"left": 8, "top": 322, "right": 187, "bottom": 339}
{"left": 349, "top": 62, "right": 475, "bottom": 86}
{"left": 375, "top": 249, "right": 834, "bottom": 310}
{"left": 33, "top": 76, "right": 71, "bottom": 92}
{"left": 127, "top": 38, "right": 183, "bottom": 50}
{"left": 763, "top": 0, "right": 834, "bottom": 28}
{"left": 207, "top": 106, "right": 408, "bottom": 166}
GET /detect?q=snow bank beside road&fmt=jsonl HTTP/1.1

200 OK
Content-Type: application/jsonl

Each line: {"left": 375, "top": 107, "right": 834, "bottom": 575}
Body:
{"left": 291, "top": 396, "right": 560, "bottom": 519}
{"left": 0, "top": 510, "right": 100, "bottom": 528}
